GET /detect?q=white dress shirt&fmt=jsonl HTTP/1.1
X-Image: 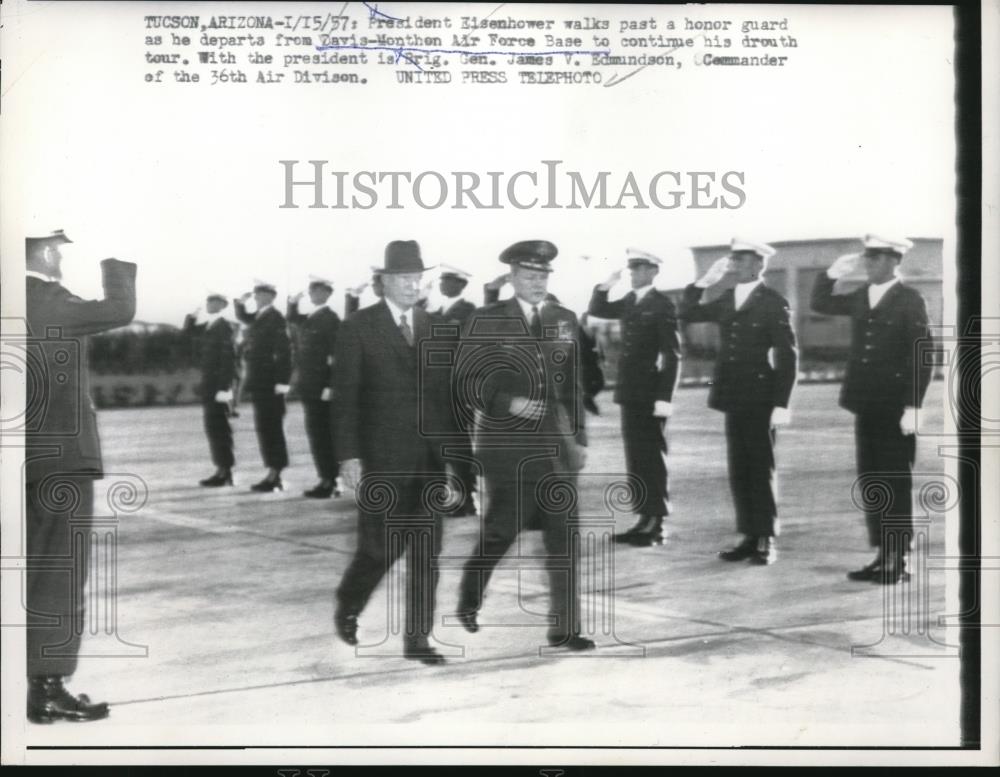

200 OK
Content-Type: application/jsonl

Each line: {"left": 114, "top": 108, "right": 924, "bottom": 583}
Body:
{"left": 384, "top": 297, "right": 414, "bottom": 333}
{"left": 867, "top": 277, "right": 899, "bottom": 308}
{"left": 26, "top": 270, "right": 56, "bottom": 283}
{"left": 734, "top": 279, "right": 763, "bottom": 309}
{"left": 515, "top": 296, "right": 546, "bottom": 320}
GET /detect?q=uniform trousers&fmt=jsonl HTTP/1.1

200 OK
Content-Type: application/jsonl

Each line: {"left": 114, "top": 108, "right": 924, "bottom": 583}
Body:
{"left": 854, "top": 409, "right": 916, "bottom": 553}
{"left": 26, "top": 478, "right": 95, "bottom": 677}
{"left": 251, "top": 393, "right": 288, "bottom": 470}
{"left": 302, "top": 399, "right": 337, "bottom": 481}
{"left": 202, "top": 399, "right": 234, "bottom": 469}
{"left": 724, "top": 408, "right": 778, "bottom": 537}
{"left": 620, "top": 402, "right": 670, "bottom": 517}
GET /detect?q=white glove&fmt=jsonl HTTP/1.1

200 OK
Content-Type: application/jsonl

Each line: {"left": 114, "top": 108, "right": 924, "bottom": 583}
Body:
{"left": 214, "top": 390, "right": 233, "bottom": 404}
{"left": 770, "top": 407, "right": 791, "bottom": 427}
{"left": 274, "top": 384, "right": 290, "bottom": 395}
{"left": 326, "top": 355, "right": 334, "bottom": 366}
{"left": 900, "top": 407, "right": 917, "bottom": 435}
{"left": 320, "top": 387, "right": 332, "bottom": 402}
{"left": 347, "top": 282, "right": 369, "bottom": 297}
{"left": 695, "top": 256, "right": 731, "bottom": 288}
{"left": 653, "top": 400, "right": 673, "bottom": 418}
{"left": 340, "top": 458, "right": 362, "bottom": 490}
{"left": 597, "top": 269, "right": 623, "bottom": 291}
{"left": 827, "top": 253, "right": 860, "bottom": 280}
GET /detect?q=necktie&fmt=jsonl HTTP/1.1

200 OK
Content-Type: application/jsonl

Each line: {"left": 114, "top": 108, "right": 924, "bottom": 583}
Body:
{"left": 399, "top": 313, "right": 414, "bottom": 346}
{"left": 529, "top": 305, "right": 542, "bottom": 338}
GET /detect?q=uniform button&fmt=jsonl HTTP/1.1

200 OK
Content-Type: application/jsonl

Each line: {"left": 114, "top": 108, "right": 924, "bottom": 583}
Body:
{"left": 861, "top": 357, "right": 869, "bottom": 363}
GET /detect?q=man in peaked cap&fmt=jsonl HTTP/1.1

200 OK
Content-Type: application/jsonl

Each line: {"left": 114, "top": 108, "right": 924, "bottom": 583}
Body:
{"left": 455, "top": 240, "right": 594, "bottom": 651}
{"left": 679, "top": 238, "right": 798, "bottom": 566}
{"left": 811, "top": 233, "right": 933, "bottom": 584}
{"left": 333, "top": 240, "right": 460, "bottom": 665}
{"left": 24, "top": 229, "right": 136, "bottom": 723}
{"left": 288, "top": 275, "right": 342, "bottom": 498}
{"left": 589, "top": 248, "right": 682, "bottom": 547}
{"left": 183, "top": 292, "right": 238, "bottom": 486}
{"left": 234, "top": 279, "right": 292, "bottom": 492}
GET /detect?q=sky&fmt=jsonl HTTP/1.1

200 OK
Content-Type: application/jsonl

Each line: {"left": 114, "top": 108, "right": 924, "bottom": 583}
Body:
{"left": 1, "top": 2, "right": 956, "bottom": 323}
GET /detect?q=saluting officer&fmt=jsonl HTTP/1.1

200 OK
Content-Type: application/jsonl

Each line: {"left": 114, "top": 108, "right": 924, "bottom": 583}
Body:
{"left": 589, "top": 248, "right": 681, "bottom": 547}
{"left": 456, "top": 240, "right": 594, "bottom": 651}
{"left": 288, "top": 275, "right": 342, "bottom": 498}
{"left": 679, "top": 239, "right": 798, "bottom": 565}
{"left": 234, "top": 279, "right": 292, "bottom": 492}
{"left": 182, "top": 292, "right": 238, "bottom": 486}
{"left": 24, "top": 229, "right": 136, "bottom": 723}
{"left": 810, "top": 234, "right": 933, "bottom": 584}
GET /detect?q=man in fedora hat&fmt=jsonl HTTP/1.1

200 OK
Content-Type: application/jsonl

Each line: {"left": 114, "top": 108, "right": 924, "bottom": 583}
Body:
{"left": 234, "top": 280, "right": 292, "bottom": 492}
{"left": 332, "top": 240, "right": 458, "bottom": 665}
{"left": 811, "top": 234, "right": 934, "bottom": 584}
{"left": 288, "top": 276, "right": 342, "bottom": 498}
{"left": 183, "top": 292, "right": 238, "bottom": 486}
{"left": 24, "top": 229, "right": 136, "bottom": 723}
{"left": 679, "top": 239, "right": 798, "bottom": 566}
{"left": 589, "top": 248, "right": 682, "bottom": 547}
{"left": 455, "top": 240, "right": 594, "bottom": 651}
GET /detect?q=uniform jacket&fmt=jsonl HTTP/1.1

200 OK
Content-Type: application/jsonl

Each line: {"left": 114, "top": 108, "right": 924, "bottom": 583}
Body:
{"left": 679, "top": 283, "right": 798, "bottom": 412}
{"left": 462, "top": 297, "right": 587, "bottom": 455}
{"left": 333, "top": 299, "right": 457, "bottom": 475}
{"left": 588, "top": 286, "right": 681, "bottom": 407}
{"left": 233, "top": 302, "right": 292, "bottom": 395}
{"left": 440, "top": 298, "right": 476, "bottom": 325}
{"left": 287, "top": 301, "right": 340, "bottom": 400}
{"left": 810, "top": 273, "right": 933, "bottom": 414}
{"left": 182, "top": 315, "right": 237, "bottom": 398}
{"left": 25, "top": 259, "right": 137, "bottom": 483}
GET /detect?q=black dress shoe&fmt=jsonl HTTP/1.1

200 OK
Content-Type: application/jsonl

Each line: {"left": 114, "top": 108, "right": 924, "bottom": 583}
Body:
{"left": 750, "top": 537, "right": 777, "bottom": 565}
{"left": 250, "top": 477, "right": 283, "bottom": 493}
{"left": 304, "top": 482, "right": 334, "bottom": 498}
{"left": 876, "top": 559, "right": 911, "bottom": 585}
{"left": 847, "top": 551, "right": 886, "bottom": 581}
{"left": 199, "top": 472, "right": 233, "bottom": 487}
{"left": 614, "top": 516, "right": 648, "bottom": 544}
{"left": 27, "top": 676, "right": 109, "bottom": 724}
{"left": 404, "top": 645, "right": 446, "bottom": 665}
{"left": 334, "top": 610, "right": 359, "bottom": 646}
{"left": 547, "top": 634, "right": 596, "bottom": 651}
{"left": 627, "top": 517, "right": 665, "bottom": 547}
{"left": 719, "top": 536, "right": 757, "bottom": 561}
{"left": 456, "top": 611, "right": 479, "bottom": 633}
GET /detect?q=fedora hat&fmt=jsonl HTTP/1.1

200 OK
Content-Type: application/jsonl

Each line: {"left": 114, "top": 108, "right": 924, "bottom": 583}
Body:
{"left": 377, "top": 240, "right": 434, "bottom": 274}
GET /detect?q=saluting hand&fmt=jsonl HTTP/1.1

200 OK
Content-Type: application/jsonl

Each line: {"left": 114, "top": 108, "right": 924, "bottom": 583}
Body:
{"left": 598, "top": 269, "right": 623, "bottom": 291}
{"left": 827, "top": 253, "right": 860, "bottom": 280}
{"left": 695, "top": 256, "right": 731, "bottom": 288}
{"left": 485, "top": 272, "right": 510, "bottom": 291}
{"left": 340, "top": 458, "right": 362, "bottom": 490}
{"left": 239, "top": 292, "right": 252, "bottom": 303}
{"left": 347, "top": 282, "right": 369, "bottom": 297}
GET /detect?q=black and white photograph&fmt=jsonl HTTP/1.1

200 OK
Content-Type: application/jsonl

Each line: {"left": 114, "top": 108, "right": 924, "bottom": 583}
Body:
{"left": 0, "top": 0, "right": 996, "bottom": 768}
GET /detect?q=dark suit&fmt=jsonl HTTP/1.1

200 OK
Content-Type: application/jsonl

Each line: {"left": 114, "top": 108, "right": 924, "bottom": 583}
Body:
{"left": 457, "top": 298, "right": 588, "bottom": 643}
{"left": 589, "top": 287, "right": 681, "bottom": 517}
{"left": 333, "top": 300, "right": 457, "bottom": 649}
{"left": 183, "top": 315, "right": 237, "bottom": 469}
{"left": 810, "top": 274, "right": 933, "bottom": 552}
{"left": 680, "top": 283, "right": 797, "bottom": 537}
{"left": 25, "top": 260, "right": 136, "bottom": 677}
{"left": 288, "top": 302, "right": 341, "bottom": 481}
{"left": 234, "top": 302, "right": 292, "bottom": 470}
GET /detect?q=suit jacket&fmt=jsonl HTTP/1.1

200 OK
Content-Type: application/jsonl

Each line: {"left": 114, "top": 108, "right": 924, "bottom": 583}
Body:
{"left": 333, "top": 300, "right": 457, "bottom": 475}
{"left": 462, "top": 297, "right": 587, "bottom": 468}
{"left": 589, "top": 286, "right": 681, "bottom": 407}
{"left": 287, "top": 302, "right": 340, "bottom": 400}
{"left": 810, "top": 273, "right": 933, "bottom": 414}
{"left": 25, "top": 260, "right": 137, "bottom": 484}
{"left": 182, "top": 315, "right": 237, "bottom": 398}
{"left": 440, "top": 298, "right": 476, "bottom": 325}
{"left": 233, "top": 302, "right": 292, "bottom": 396}
{"left": 679, "top": 283, "right": 798, "bottom": 412}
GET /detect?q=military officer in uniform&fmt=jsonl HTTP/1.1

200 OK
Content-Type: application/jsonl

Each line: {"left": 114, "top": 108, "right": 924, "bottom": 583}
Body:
{"left": 182, "top": 292, "right": 238, "bottom": 486}
{"left": 333, "top": 241, "right": 458, "bottom": 665}
{"left": 288, "top": 275, "right": 342, "bottom": 498}
{"left": 24, "top": 229, "right": 136, "bottom": 723}
{"left": 456, "top": 240, "right": 594, "bottom": 651}
{"left": 679, "top": 239, "right": 798, "bottom": 565}
{"left": 810, "top": 234, "right": 933, "bottom": 584}
{"left": 234, "top": 280, "right": 292, "bottom": 492}
{"left": 589, "top": 248, "right": 682, "bottom": 547}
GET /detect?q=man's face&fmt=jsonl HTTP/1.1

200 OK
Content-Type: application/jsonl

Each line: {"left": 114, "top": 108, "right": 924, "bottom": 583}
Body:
{"left": 439, "top": 276, "right": 466, "bottom": 299}
{"left": 510, "top": 265, "right": 550, "bottom": 305}
{"left": 863, "top": 250, "right": 899, "bottom": 284}
{"left": 253, "top": 290, "right": 276, "bottom": 308}
{"left": 628, "top": 262, "right": 658, "bottom": 289}
{"left": 728, "top": 251, "right": 764, "bottom": 283}
{"left": 206, "top": 297, "right": 227, "bottom": 314}
{"left": 382, "top": 272, "right": 422, "bottom": 310}
{"left": 308, "top": 284, "right": 333, "bottom": 306}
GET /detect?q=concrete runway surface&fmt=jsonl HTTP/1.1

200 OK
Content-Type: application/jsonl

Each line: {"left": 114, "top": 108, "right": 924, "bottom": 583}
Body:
{"left": 20, "top": 381, "right": 961, "bottom": 750}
